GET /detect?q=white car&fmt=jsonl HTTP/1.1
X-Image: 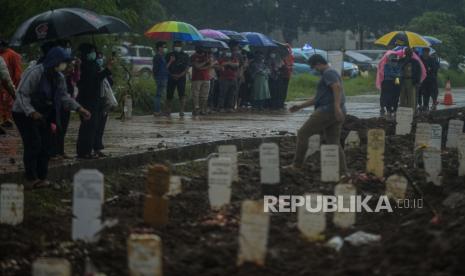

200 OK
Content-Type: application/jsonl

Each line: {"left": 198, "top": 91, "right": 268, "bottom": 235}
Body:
{"left": 114, "top": 45, "right": 155, "bottom": 78}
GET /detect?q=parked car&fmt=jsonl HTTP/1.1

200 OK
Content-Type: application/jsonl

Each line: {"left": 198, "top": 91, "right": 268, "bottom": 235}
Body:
{"left": 114, "top": 44, "right": 155, "bottom": 78}
{"left": 352, "top": 50, "right": 386, "bottom": 63}
{"left": 291, "top": 48, "right": 359, "bottom": 78}
{"left": 344, "top": 51, "right": 377, "bottom": 72}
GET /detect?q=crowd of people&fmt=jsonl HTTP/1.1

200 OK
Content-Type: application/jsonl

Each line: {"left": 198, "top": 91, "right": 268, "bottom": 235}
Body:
{"left": 0, "top": 37, "right": 115, "bottom": 188}
{"left": 378, "top": 47, "right": 440, "bottom": 118}
{"left": 152, "top": 41, "right": 294, "bottom": 116}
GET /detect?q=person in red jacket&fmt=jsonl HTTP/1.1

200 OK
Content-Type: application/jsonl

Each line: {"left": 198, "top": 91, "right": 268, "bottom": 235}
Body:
{"left": 0, "top": 38, "right": 22, "bottom": 128}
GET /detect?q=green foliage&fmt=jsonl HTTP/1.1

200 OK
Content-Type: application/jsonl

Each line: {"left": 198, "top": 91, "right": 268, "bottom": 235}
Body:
{"left": 286, "top": 73, "right": 377, "bottom": 101}
{"left": 407, "top": 12, "right": 465, "bottom": 68}
{"left": 438, "top": 69, "right": 465, "bottom": 88}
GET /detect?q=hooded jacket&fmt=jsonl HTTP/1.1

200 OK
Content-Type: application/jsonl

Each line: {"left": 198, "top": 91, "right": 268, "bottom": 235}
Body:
{"left": 12, "top": 47, "right": 81, "bottom": 118}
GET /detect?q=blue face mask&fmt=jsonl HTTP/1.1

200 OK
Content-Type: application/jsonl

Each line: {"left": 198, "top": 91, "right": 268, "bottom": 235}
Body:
{"left": 87, "top": 51, "right": 96, "bottom": 61}
{"left": 96, "top": 58, "right": 104, "bottom": 67}
{"left": 65, "top": 47, "right": 72, "bottom": 56}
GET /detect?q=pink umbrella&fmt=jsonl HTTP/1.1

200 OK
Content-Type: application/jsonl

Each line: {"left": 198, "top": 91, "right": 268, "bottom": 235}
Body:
{"left": 199, "top": 29, "right": 230, "bottom": 41}
{"left": 376, "top": 48, "right": 426, "bottom": 90}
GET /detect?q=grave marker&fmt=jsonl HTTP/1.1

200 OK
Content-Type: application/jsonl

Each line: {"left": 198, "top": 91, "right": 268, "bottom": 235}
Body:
{"left": 385, "top": 174, "right": 408, "bottom": 200}
{"left": 333, "top": 184, "right": 356, "bottom": 229}
{"left": 345, "top": 131, "right": 360, "bottom": 149}
{"left": 32, "top": 258, "right": 71, "bottom": 276}
{"left": 218, "top": 145, "right": 239, "bottom": 182}
{"left": 446, "top": 119, "right": 464, "bottom": 149}
{"left": 305, "top": 135, "right": 320, "bottom": 160}
{"left": 237, "top": 200, "right": 270, "bottom": 266}
{"left": 72, "top": 170, "right": 104, "bottom": 242}
{"left": 423, "top": 148, "right": 442, "bottom": 186}
{"left": 208, "top": 157, "right": 232, "bottom": 209}
{"left": 321, "top": 145, "right": 340, "bottom": 182}
{"left": 395, "top": 107, "right": 414, "bottom": 135}
{"left": 128, "top": 234, "right": 163, "bottom": 276}
{"left": 415, "top": 123, "right": 432, "bottom": 149}
{"left": 430, "top": 124, "right": 442, "bottom": 150}
{"left": 144, "top": 165, "right": 170, "bottom": 227}
{"left": 367, "top": 129, "right": 385, "bottom": 178}
{"left": 259, "top": 143, "right": 280, "bottom": 184}
{"left": 458, "top": 134, "right": 465, "bottom": 176}
{"left": 0, "top": 183, "right": 23, "bottom": 225}
{"left": 298, "top": 193, "right": 326, "bottom": 241}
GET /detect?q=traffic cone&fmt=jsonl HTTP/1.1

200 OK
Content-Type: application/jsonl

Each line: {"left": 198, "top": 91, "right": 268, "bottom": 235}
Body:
{"left": 443, "top": 79, "right": 454, "bottom": 105}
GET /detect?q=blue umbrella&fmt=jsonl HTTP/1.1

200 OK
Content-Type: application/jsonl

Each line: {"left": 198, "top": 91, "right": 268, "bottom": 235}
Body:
{"left": 423, "top": 36, "right": 442, "bottom": 46}
{"left": 217, "top": 30, "right": 248, "bottom": 45}
{"left": 241, "top": 32, "right": 277, "bottom": 47}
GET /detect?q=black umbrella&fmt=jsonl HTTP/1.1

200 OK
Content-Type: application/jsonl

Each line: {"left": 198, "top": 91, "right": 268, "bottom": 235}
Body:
{"left": 80, "top": 15, "right": 131, "bottom": 35}
{"left": 10, "top": 8, "right": 110, "bottom": 46}
{"left": 193, "top": 38, "right": 229, "bottom": 49}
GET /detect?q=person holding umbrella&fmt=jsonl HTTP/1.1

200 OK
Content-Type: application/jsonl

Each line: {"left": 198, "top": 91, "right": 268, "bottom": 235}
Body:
{"left": 218, "top": 49, "right": 240, "bottom": 112}
{"left": 418, "top": 48, "right": 439, "bottom": 112}
{"left": 166, "top": 41, "right": 190, "bottom": 117}
{"left": 76, "top": 43, "right": 112, "bottom": 159}
{"left": 399, "top": 48, "right": 422, "bottom": 111}
{"left": 12, "top": 47, "right": 91, "bottom": 187}
{"left": 0, "top": 38, "right": 22, "bottom": 128}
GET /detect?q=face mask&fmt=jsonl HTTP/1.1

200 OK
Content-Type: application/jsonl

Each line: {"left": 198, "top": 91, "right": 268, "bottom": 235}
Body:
{"left": 55, "top": 62, "right": 68, "bottom": 72}
{"left": 65, "top": 47, "right": 72, "bottom": 55}
{"left": 96, "top": 58, "right": 104, "bottom": 67}
{"left": 225, "top": 52, "right": 232, "bottom": 58}
{"left": 270, "top": 53, "right": 276, "bottom": 58}
{"left": 211, "top": 48, "right": 218, "bottom": 53}
{"left": 87, "top": 51, "right": 96, "bottom": 61}
{"left": 163, "top": 48, "right": 168, "bottom": 54}
{"left": 174, "top": 47, "right": 182, "bottom": 52}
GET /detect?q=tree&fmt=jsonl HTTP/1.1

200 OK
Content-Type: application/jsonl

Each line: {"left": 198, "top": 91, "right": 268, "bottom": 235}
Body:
{"left": 407, "top": 11, "right": 465, "bottom": 68}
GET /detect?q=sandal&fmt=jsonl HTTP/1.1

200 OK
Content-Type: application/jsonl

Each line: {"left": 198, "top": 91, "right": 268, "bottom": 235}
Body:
{"left": 34, "top": 180, "right": 51, "bottom": 189}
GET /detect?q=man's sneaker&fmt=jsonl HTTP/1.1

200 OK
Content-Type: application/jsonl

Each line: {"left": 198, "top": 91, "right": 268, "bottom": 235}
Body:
{"left": 179, "top": 112, "right": 185, "bottom": 117}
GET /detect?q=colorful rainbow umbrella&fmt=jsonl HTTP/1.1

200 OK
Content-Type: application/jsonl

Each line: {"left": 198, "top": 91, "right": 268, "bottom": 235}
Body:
{"left": 145, "top": 21, "right": 203, "bottom": 41}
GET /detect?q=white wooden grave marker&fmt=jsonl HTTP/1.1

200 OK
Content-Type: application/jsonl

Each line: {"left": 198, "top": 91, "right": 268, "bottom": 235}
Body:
{"left": 367, "top": 129, "right": 385, "bottom": 178}
{"left": 430, "top": 124, "right": 442, "bottom": 150}
{"left": 422, "top": 148, "right": 442, "bottom": 186}
{"left": 305, "top": 135, "right": 320, "bottom": 160}
{"left": 385, "top": 174, "right": 408, "bottom": 200}
{"left": 259, "top": 143, "right": 280, "bottom": 184}
{"left": 237, "top": 200, "right": 270, "bottom": 266}
{"left": 0, "top": 183, "right": 23, "bottom": 225}
{"left": 458, "top": 134, "right": 465, "bottom": 176}
{"left": 395, "top": 107, "right": 414, "bottom": 135}
{"left": 297, "top": 193, "right": 326, "bottom": 241}
{"left": 128, "top": 234, "right": 163, "bottom": 276}
{"left": 32, "top": 258, "right": 71, "bottom": 276}
{"left": 333, "top": 184, "right": 356, "bottom": 229}
{"left": 218, "top": 145, "right": 239, "bottom": 182}
{"left": 321, "top": 145, "right": 340, "bottom": 182}
{"left": 345, "top": 131, "right": 360, "bottom": 149}
{"left": 446, "top": 119, "right": 464, "bottom": 149}
{"left": 208, "top": 157, "right": 232, "bottom": 209}
{"left": 72, "top": 169, "right": 104, "bottom": 242}
{"left": 168, "top": 175, "right": 182, "bottom": 196}
{"left": 415, "top": 123, "right": 432, "bottom": 149}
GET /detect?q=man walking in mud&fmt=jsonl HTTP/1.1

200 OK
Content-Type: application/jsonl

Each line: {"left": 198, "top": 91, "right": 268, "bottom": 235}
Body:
{"left": 288, "top": 54, "right": 347, "bottom": 174}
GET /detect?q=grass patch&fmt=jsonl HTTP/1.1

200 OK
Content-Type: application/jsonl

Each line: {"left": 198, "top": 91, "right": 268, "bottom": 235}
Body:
{"left": 287, "top": 73, "right": 377, "bottom": 101}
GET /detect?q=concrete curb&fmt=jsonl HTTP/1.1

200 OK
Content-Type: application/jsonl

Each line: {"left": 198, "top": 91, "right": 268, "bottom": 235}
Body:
{"left": 0, "top": 135, "right": 296, "bottom": 183}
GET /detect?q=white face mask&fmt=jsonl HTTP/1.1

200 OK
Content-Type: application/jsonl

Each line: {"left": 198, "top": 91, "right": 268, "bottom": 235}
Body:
{"left": 270, "top": 53, "right": 276, "bottom": 58}
{"left": 225, "top": 52, "right": 232, "bottom": 58}
{"left": 55, "top": 62, "right": 68, "bottom": 72}
{"left": 211, "top": 48, "right": 218, "bottom": 53}
{"left": 174, "top": 47, "right": 182, "bottom": 52}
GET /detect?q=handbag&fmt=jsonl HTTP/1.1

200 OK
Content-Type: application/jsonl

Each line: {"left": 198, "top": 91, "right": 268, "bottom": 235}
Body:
{"left": 101, "top": 78, "right": 118, "bottom": 110}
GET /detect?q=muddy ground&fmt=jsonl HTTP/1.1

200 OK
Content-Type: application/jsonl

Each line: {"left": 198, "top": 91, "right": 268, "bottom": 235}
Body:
{"left": 1, "top": 114, "right": 465, "bottom": 276}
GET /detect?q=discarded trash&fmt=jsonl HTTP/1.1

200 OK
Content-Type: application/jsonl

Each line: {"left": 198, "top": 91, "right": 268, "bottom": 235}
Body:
{"left": 344, "top": 231, "right": 381, "bottom": 246}
{"left": 326, "top": 236, "right": 344, "bottom": 252}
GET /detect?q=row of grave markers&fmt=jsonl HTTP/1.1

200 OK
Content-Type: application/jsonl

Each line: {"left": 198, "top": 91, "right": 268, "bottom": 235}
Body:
{"left": 2, "top": 116, "right": 465, "bottom": 274}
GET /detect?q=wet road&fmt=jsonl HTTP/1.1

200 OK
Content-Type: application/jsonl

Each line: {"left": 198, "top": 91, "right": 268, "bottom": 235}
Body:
{"left": 1, "top": 90, "right": 465, "bottom": 175}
